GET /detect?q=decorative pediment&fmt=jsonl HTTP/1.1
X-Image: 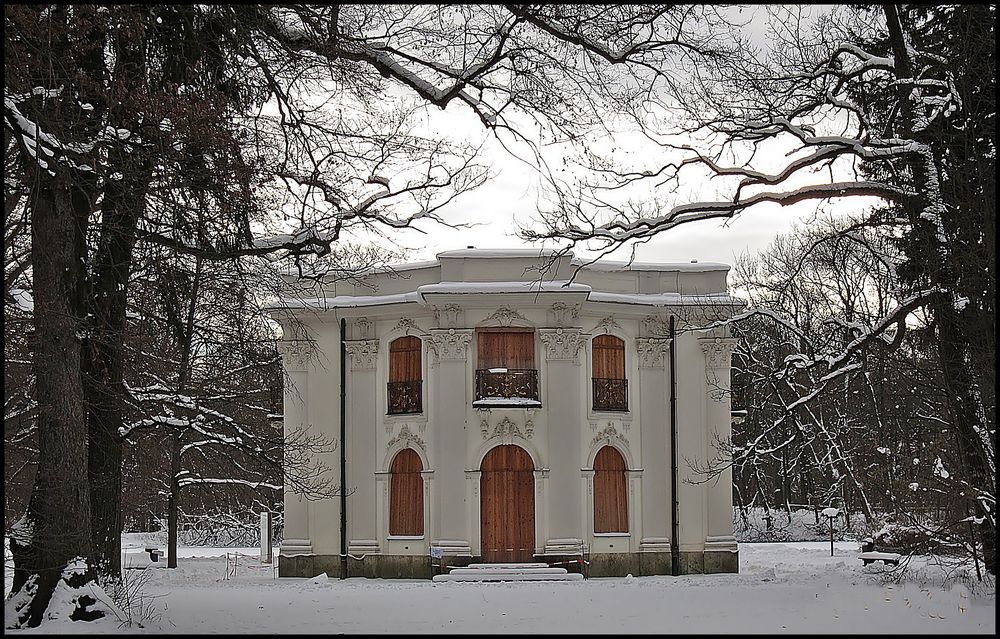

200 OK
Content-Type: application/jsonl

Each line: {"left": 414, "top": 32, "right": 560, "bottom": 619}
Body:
{"left": 428, "top": 328, "right": 473, "bottom": 361}
{"left": 698, "top": 336, "right": 737, "bottom": 369}
{"left": 480, "top": 415, "right": 533, "bottom": 441}
{"left": 538, "top": 328, "right": 585, "bottom": 363}
{"left": 635, "top": 337, "right": 671, "bottom": 368}
{"left": 345, "top": 340, "right": 379, "bottom": 370}
{"left": 387, "top": 424, "right": 425, "bottom": 451}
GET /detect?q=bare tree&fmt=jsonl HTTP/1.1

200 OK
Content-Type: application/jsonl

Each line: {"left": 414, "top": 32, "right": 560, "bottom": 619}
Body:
{"left": 527, "top": 4, "right": 995, "bottom": 573}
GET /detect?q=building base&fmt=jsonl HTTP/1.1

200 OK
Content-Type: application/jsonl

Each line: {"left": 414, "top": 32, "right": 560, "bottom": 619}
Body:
{"left": 278, "top": 550, "right": 738, "bottom": 579}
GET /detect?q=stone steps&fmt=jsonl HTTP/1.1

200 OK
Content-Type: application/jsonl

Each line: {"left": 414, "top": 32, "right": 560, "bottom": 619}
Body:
{"left": 432, "top": 563, "right": 584, "bottom": 582}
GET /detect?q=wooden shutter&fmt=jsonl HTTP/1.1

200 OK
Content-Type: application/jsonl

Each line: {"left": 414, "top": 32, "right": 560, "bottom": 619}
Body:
{"left": 389, "top": 336, "right": 422, "bottom": 382}
{"left": 594, "top": 446, "right": 628, "bottom": 533}
{"left": 477, "top": 329, "right": 535, "bottom": 370}
{"left": 389, "top": 448, "right": 424, "bottom": 536}
{"left": 592, "top": 334, "right": 625, "bottom": 379}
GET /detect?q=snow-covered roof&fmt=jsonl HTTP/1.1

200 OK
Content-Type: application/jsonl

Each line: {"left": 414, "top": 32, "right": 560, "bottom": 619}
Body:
{"left": 272, "top": 248, "right": 736, "bottom": 312}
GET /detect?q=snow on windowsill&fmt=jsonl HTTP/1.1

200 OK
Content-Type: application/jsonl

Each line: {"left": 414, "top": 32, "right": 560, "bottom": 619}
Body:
{"left": 386, "top": 536, "right": 425, "bottom": 541}
{"left": 593, "top": 533, "right": 631, "bottom": 537}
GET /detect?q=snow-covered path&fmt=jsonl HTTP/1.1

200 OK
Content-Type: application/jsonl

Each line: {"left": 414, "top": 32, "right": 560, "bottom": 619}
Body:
{"left": 5, "top": 541, "right": 995, "bottom": 633}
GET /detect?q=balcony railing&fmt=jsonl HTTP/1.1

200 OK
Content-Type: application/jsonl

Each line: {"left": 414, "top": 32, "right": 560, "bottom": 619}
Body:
{"left": 593, "top": 378, "right": 628, "bottom": 412}
{"left": 387, "top": 380, "right": 422, "bottom": 415}
{"left": 474, "top": 369, "right": 539, "bottom": 405}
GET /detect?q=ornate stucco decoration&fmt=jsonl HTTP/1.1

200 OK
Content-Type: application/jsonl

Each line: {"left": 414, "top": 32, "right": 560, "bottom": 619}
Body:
{"left": 393, "top": 317, "right": 425, "bottom": 336}
{"left": 484, "top": 306, "right": 528, "bottom": 326}
{"left": 550, "top": 302, "right": 580, "bottom": 327}
{"left": 277, "top": 340, "right": 313, "bottom": 372}
{"left": 593, "top": 315, "right": 622, "bottom": 334}
{"left": 698, "top": 336, "right": 738, "bottom": 369}
{"left": 635, "top": 337, "right": 671, "bottom": 368}
{"left": 428, "top": 328, "right": 473, "bottom": 361}
{"left": 387, "top": 424, "right": 426, "bottom": 451}
{"left": 539, "top": 328, "right": 585, "bottom": 362}
{"left": 432, "top": 304, "right": 463, "bottom": 328}
{"left": 591, "top": 422, "right": 628, "bottom": 451}
{"left": 354, "top": 317, "right": 374, "bottom": 340}
{"left": 481, "top": 415, "right": 533, "bottom": 441}
{"left": 345, "top": 339, "right": 379, "bottom": 370}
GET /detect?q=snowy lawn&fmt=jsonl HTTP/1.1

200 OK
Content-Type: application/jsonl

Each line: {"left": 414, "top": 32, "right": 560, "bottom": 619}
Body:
{"left": 5, "top": 541, "right": 995, "bottom": 634}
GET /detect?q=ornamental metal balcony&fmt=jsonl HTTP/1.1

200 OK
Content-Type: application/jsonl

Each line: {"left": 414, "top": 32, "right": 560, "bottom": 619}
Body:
{"left": 592, "top": 377, "right": 628, "bottom": 412}
{"left": 474, "top": 369, "right": 540, "bottom": 406}
{"left": 387, "top": 380, "right": 422, "bottom": 415}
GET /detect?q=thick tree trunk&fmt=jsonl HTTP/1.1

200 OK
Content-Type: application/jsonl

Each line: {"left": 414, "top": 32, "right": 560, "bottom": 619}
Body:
{"left": 83, "top": 10, "right": 152, "bottom": 580}
{"left": 85, "top": 155, "right": 151, "bottom": 578}
{"left": 7, "top": 170, "right": 105, "bottom": 627}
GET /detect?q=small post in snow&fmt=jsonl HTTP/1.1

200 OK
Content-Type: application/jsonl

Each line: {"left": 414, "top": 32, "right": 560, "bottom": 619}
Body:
{"left": 821, "top": 507, "right": 839, "bottom": 557}
{"left": 260, "top": 510, "right": 273, "bottom": 564}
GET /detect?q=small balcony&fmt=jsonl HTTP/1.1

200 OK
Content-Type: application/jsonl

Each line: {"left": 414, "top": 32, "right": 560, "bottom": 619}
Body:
{"left": 387, "top": 380, "right": 422, "bottom": 415}
{"left": 592, "top": 378, "right": 628, "bottom": 412}
{"left": 474, "top": 369, "right": 540, "bottom": 407}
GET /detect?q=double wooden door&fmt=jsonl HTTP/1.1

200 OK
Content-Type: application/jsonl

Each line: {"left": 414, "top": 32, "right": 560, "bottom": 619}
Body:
{"left": 480, "top": 445, "right": 535, "bottom": 563}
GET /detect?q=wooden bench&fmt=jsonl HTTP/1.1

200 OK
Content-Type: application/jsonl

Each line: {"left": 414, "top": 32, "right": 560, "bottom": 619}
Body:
{"left": 858, "top": 551, "right": 900, "bottom": 566}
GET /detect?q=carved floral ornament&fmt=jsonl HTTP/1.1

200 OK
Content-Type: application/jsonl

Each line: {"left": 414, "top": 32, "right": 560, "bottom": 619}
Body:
{"left": 393, "top": 317, "right": 426, "bottom": 336}
{"left": 428, "top": 328, "right": 473, "bottom": 361}
{"left": 698, "top": 336, "right": 737, "bottom": 369}
{"left": 345, "top": 339, "right": 379, "bottom": 370}
{"left": 593, "top": 315, "right": 622, "bottom": 334}
{"left": 591, "top": 422, "right": 628, "bottom": 452}
{"left": 387, "top": 423, "right": 426, "bottom": 452}
{"left": 538, "top": 328, "right": 585, "bottom": 362}
{"left": 550, "top": 302, "right": 580, "bottom": 327}
{"left": 635, "top": 337, "right": 671, "bottom": 368}
{"left": 483, "top": 306, "right": 528, "bottom": 326}
{"left": 277, "top": 340, "right": 312, "bottom": 371}
{"left": 354, "top": 317, "right": 374, "bottom": 340}
{"left": 480, "top": 415, "right": 533, "bottom": 441}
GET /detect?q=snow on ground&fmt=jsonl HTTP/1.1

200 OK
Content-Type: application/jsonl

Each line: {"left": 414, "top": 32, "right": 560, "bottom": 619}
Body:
{"left": 6, "top": 539, "right": 995, "bottom": 634}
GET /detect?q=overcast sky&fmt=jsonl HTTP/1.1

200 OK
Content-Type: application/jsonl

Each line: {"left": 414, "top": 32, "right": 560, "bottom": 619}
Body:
{"left": 369, "top": 5, "right": 869, "bottom": 270}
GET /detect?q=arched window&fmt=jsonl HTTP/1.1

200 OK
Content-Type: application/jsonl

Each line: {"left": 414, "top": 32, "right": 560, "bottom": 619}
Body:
{"left": 389, "top": 448, "right": 424, "bottom": 536}
{"left": 594, "top": 446, "right": 628, "bottom": 533}
{"left": 592, "top": 335, "right": 627, "bottom": 411}
{"left": 388, "top": 336, "right": 422, "bottom": 414}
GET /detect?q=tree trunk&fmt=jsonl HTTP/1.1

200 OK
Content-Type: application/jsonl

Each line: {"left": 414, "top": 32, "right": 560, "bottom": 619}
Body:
{"left": 83, "top": 10, "right": 152, "bottom": 580}
{"left": 8, "top": 169, "right": 104, "bottom": 627}
{"left": 934, "top": 301, "right": 996, "bottom": 574}
{"left": 84, "top": 156, "right": 152, "bottom": 578}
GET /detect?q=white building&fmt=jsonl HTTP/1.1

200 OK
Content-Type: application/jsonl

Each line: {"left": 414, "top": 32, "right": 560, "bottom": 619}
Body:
{"left": 270, "top": 249, "right": 740, "bottom": 578}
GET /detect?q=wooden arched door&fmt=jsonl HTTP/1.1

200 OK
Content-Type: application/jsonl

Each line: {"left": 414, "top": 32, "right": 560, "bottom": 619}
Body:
{"left": 480, "top": 445, "right": 535, "bottom": 563}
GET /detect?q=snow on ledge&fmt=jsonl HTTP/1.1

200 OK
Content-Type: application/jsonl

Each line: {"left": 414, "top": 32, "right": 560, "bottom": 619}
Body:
{"left": 473, "top": 397, "right": 542, "bottom": 407}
